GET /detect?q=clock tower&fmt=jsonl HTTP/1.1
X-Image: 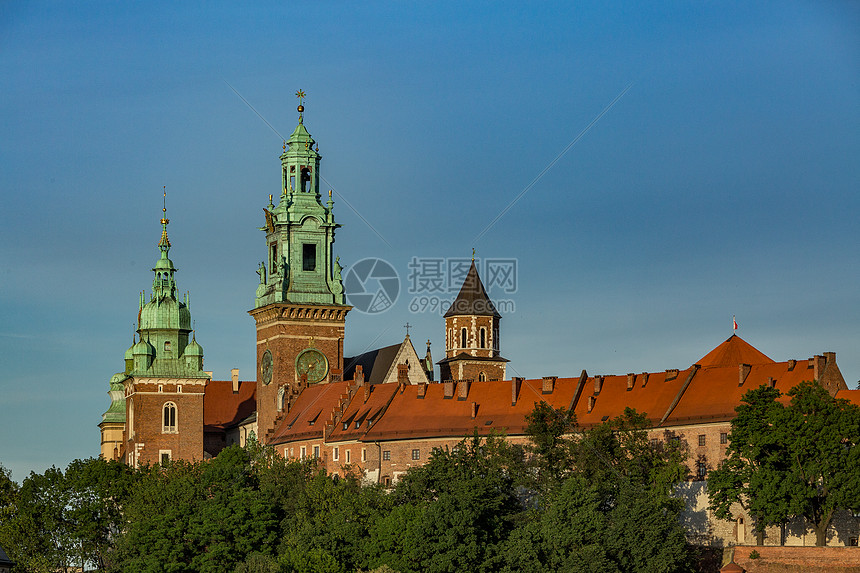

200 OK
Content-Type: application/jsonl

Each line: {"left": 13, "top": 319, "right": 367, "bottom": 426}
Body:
{"left": 249, "top": 92, "right": 351, "bottom": 441}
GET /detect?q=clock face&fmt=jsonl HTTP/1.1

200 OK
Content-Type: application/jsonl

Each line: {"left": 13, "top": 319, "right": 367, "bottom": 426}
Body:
{"left": 260, "top": 349, "right": 273, "bottom": 385}
{"left": 296, "top": 348, "right": 328, "bottom": 384}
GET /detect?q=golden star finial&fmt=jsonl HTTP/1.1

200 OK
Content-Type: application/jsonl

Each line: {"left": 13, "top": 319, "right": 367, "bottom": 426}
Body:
{"left": 296, "top": 89, "right": 306, "bottom": 102}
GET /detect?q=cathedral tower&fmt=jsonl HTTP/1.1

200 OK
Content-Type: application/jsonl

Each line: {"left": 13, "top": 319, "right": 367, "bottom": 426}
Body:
{"left": 438, "top": 260, "right": 508, "bottom": 382}
{"left": 249, "top": 93, "right": 351, "bottom": 441}
{"left": 119, "top": 197, "right": 209, "bottom": 466}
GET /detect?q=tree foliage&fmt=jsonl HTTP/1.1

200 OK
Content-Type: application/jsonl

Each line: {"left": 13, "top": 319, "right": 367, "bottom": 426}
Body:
{"left": 709, "top": 380, "right": 860, "bottom": 545}
{"left": 0, "top": 404, "right": 696, "bottom": 572}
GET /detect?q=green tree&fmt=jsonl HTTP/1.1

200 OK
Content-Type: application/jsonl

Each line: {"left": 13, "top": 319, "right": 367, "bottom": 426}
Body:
{"left": 367, "top": 434, "right": 523, "bottom": 573}
{"left": 709, "top": 381, "right": 860, "bottom": 545}
{"left": 524, "top": 401, "right": 576, "bottom": 490}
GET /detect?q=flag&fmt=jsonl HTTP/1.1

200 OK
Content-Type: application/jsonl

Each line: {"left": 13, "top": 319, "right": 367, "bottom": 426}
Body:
{"left": 733, "top": 316, "right": 738, "bottom": 331}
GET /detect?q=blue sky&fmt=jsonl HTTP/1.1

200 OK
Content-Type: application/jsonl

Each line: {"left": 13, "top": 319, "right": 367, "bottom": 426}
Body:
{"left": 1, "top": 1, "right": 858, "bottom": 482}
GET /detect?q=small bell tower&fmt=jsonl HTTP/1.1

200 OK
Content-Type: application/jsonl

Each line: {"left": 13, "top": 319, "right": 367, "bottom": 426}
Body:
{"left": 438, "top": 256, "right": 508, "bottom": 382}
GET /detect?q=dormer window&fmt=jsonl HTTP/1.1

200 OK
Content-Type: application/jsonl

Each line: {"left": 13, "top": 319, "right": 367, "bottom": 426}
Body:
{"left": 164, "top": 341, "right": 171, "bottom": 352}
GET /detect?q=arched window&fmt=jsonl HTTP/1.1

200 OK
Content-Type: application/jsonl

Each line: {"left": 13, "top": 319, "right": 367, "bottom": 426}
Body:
{"left": 480, "top": 328, "right": 486, "bottom": 348}
{"left": 461, "top": 328, "right": 467, "bottom": 349}
{"left": 162, "top": 402, "right": 177, "bottom": 433}
{"left": 478, "top": 372, "right": 487, "bottom": 382}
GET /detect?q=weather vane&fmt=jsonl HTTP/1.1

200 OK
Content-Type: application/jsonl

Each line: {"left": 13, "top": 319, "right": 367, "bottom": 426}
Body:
{"left": 296, "top": 90, "right": 306, "bottom": 122}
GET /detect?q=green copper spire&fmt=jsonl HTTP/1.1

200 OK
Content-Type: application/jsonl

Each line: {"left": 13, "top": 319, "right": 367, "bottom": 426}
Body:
{"left": 131, "top": 191, "right": 207, "bottom": 378}
{"left": 255, "top": 92, "right": 346, "bottom": 308}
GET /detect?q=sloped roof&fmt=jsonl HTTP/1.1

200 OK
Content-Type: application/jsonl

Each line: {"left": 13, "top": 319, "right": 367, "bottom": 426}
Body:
{"left": 572, "top": 370, "right": 693, "bottom": 428}
{"left": 444, "top": 260, "right": 501, "bottom": 318}
{"left": 328, "top": 383, "right": 401, "bottom": 442}
{"left": 203, "top": 380, "right": 256, "bottom": 430}
{"left": 0, "top": 544, "right": 13, "bottom": 566}
{"left": 268, "top": 381, "right": 351, "bottom": 444}
{"left": 696, "top": 334, "right": 774, "bottom": 367}
{"left": 362, "top": 378, "right": 578, "bottom": 441}
{"left": 344, "top": 343, "right": 402, "bottom": 385}
{"left": 664, "top": 360, "right": 819, "bottom": 424}
{"left": 835, "top": 388, "right": 860, "bottom": 407}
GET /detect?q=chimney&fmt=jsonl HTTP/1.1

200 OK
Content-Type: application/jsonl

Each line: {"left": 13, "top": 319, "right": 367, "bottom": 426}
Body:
{"left": 593, "top": 376, "right": 604, "bottom": 394}
{"left": 459, "top": 380, "right": 470, "bottom": 400}
{"left": 471, "top": 402, "right": 478, "bottom": 418}
{"left": 397, "top": 364, "right": 409, "bottom": 385}
{"left": 355, "top": 365, "right": 365, "bottom": 385}
{"left": 231, "top": 368, "right": 239, "bottom": 393}
{"left": 626, "top": 373, "right": 635, "bottom": 390}
{"left": 511, "top": 377, "right": 523, "bottom": 406}
{"left": 588, "top": 395, "right": 596, "bottom": 413}
{"left": 444, "top": 381, "right": 454, "bottom": 398}
{"left": 364, "top": 385, "right": 371, "bottom": 402}
{"left": 824, "top": 351, "right": 836, "bottom": 364}
{"left": 542, "top": 376, "right": 556, "bottom": 394}
{"left": 813, "top": 355, "right": 825, "bottom": 381}
{"left": 787, "top": 359, "right": 796, "bottom": 371}
{"left": 739, "top": 363, "right": 751, "bottom": 386}
{"left": 417, "top": 383, "right": 427, "bottom": 398}
{"left": 665, "top": 369, "right": 679, "bottom": 381}
{"left": 640, "top": 372, "right": 649, "bottom": 387}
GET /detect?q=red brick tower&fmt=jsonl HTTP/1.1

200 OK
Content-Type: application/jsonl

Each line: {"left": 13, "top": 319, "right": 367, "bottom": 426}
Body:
{"left": 438, "top": 260, "right": 508, "bottom": 382}
{"left": 249, "top": 94, "right": 351, "bottom": 441}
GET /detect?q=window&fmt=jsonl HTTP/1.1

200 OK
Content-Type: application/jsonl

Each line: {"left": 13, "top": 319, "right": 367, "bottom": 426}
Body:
{"left": 343, "top": 422, "right": 348, "bottom": 430}
{"left": 720, "top": 432, "right": 728, "bottom": 445}
{"left": 300, "top": 446, "right": 306, "bottom": 460}
{"left": 158, "top": 384, "right": 163, "bottom": 393}
{"left": 382, "top": 476, "right": 391, "bottom": 487}
{"left": 301, "top": 166, "right": 311, "bottom": 192}
{"left": 480, "top": 328, "right": 486, "bottom": 348}
{"left": 461, "top": 328, "right": 467, "bottom": 349}
{"left": 362, "top": 448, "right": 367, "bottom": 462}
{"left": 382, "top": 450, "right": 391, "bottom": 461}
{"left": 303, "top": 243, "right": 316, "bottom": 271}
{"left": 333, "top": 447, "right": 339, "bottom": 461}
{"left": 313, "top": 445, "right": 320, "bottom": 459}
{"left": 162, "top": 402, "right": 177, "bottom": 433}
{"left": 160, "top": 450, "right": 172, "bottom": 466}
{"left": 346, "top": 450, "right": 351, "bottom": 463}
{"left": 850, "top": 537, "right": 858, "bottom": 547}
{"left": 698, "top": 435, "right": 706, "bottom": 447}
{"left": 270, "top": 244, "right": 277, "bottom": 272}
{"left": 478, "top": 372, "right": 487, "bottom": 382}
{"left": 411, "top": 449, "right": 420, "bottom": 461}
{"left": 650, "top": 438, "right": 659, "bottom": 448}
{"left": 164, "top": 341, "right": 171, "bottom": 352}
{"left": 177, "top": 385, "right": 182, "bottom": 393}
{"left": 697, "top": 461, "right": 707, "bottom": 480}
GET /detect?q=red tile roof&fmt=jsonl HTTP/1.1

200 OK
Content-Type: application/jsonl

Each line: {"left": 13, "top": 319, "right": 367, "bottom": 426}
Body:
{"left": 266, "top": 337, "right": 849, "bottom": 447}
{"left": 268, "top": 381, "right": 351, "bottom": 444}
{"left": 696, "top": 334, "right": 774, "bottom": 367}
{"left": 203, "top": 380, "right": 256, "bottom": 430}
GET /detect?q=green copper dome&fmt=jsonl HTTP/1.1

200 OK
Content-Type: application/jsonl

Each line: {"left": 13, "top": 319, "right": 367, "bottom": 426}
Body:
{"left": 132, "top": 337, "right": 154, "bottom": 356}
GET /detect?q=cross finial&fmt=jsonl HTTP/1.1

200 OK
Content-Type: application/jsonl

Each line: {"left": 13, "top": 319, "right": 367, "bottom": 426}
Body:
{"left": 472, "top": 247, "right": 475, "bottom": 262}
{"left": 404, "top": 322, "right": 412, "bottom": 336}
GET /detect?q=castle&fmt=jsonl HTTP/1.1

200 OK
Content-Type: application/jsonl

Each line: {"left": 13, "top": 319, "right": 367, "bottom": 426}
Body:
{"left": 99, "top": 97, "right": 860, "bottom": 547}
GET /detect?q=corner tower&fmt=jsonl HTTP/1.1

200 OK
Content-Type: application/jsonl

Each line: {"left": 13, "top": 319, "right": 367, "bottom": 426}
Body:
{"left": 121, "top": 197, "right": 208, "bottom": 466}
{"left": 249, "top": 93, "right": 351, "bottom": 442}
{"left": 438, "top": 259, "right": 508, "bottom": 382}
